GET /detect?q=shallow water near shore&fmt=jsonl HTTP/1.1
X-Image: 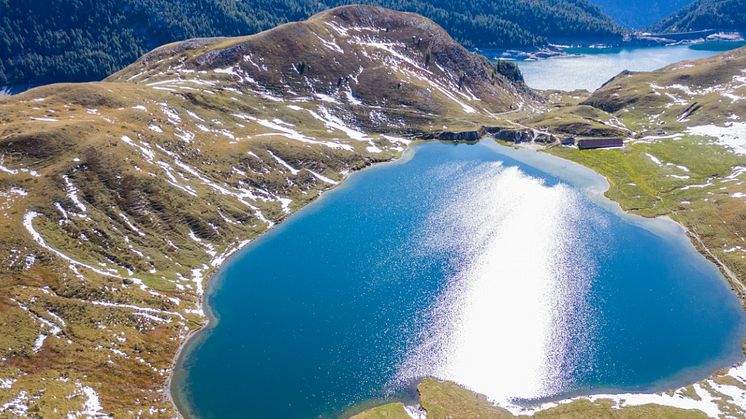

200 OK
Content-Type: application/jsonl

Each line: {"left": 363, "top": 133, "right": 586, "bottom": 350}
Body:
{"left": 173, "top": 140, "right": 745, "bottom": 418}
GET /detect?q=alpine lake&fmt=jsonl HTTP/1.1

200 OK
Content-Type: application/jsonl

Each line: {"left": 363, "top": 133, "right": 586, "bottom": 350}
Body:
{"left": 173, "top": 43, "right": 746, "bottom": 418}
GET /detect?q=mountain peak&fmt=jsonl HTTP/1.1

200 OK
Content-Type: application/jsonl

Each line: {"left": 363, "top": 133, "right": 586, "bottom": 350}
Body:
{"left": 110, "top": 4, "right": 529, "bottom": 118}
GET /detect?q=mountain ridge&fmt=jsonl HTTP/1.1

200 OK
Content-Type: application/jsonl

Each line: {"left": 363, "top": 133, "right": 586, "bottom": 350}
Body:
{"left": 108, "top": 5, "right": 534, "bottom": 118}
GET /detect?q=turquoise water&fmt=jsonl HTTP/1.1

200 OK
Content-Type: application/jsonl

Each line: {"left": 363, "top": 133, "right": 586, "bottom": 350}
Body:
{"left": 513, "top": 42, "right": 746, "bottom": 91}
{"left": 174, "top": 141, "right": 745, "bottom": 418}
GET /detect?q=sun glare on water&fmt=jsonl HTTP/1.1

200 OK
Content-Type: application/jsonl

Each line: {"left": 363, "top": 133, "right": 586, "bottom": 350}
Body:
{"left": 395, "top": 161, "right": 598, "bottom": 404}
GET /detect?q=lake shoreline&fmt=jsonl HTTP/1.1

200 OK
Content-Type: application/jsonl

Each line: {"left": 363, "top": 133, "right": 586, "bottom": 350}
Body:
{"left": 166, "top": 145, "right": 422, "bottom": 417}
{"left": 345, "top": 140, "right": 746, "bottom": 417}
{"left": 169, "top": 137, "right": 746, "bottom": 418}
{"left": 533, "top": 143, "right": 746, "bottom": 300}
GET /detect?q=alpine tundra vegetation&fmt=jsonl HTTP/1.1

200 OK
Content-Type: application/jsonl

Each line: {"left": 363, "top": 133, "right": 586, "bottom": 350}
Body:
{"left": 0, "top": 3, "right": 746, "bottom": 418}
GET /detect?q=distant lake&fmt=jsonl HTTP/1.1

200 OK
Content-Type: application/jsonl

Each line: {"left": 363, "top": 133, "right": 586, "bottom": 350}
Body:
{"left": 173, "top": 141, "right": 745, "bottom": 418}
{"left": 502, "top": 42, "right": 746, "bottom": 91}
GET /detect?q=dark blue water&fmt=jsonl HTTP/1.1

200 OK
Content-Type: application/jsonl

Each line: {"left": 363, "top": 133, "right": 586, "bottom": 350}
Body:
{"left": 174, "top": 141, "right": 745, "bottom": 418}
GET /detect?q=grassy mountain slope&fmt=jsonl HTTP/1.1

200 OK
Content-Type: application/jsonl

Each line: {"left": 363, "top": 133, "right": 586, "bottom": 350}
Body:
{"left": 0, "top": 0, "right": 622, "bottom": 87}
{"left": 652, "top": 0, "right": 746, "bottom": 32}
{"left": 0, "top": 6, "right": 537, "bottom": 416}
{"left": 588, "top": 0, "right": 692, "bottom": 29}
{"left": 562, "top": 48, "right": 746, "bottom": 289}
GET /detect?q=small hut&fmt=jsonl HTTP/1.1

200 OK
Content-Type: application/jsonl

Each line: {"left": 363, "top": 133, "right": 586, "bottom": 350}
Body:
{"left": 577, "top": 138, "right": 623, "bottom": 150}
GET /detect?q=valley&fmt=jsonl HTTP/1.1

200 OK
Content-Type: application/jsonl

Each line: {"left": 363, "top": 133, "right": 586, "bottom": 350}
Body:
{"left": 1, "top": 3, "right": 746, "bottom": 418}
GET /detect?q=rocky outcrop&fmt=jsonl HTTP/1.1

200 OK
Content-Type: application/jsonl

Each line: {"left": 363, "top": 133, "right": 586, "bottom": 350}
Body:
{"left": 420, "top": 129, "right": 484, "bottom": 141}
{"left": 485, "top": 126, "right": 544, "bottom": 143}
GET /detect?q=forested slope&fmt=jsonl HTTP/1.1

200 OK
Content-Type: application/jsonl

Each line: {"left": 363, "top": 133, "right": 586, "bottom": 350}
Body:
{"left": 652, "top": 0, "right": 746, "bottom": 32}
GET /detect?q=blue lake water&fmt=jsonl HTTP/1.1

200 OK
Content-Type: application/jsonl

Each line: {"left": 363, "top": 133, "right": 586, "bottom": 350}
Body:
{"left": 174, "top": 141, "right": 745, "bottom": 418}
{"left": 509, "top": 42, "right": 746, "bottom": 91}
